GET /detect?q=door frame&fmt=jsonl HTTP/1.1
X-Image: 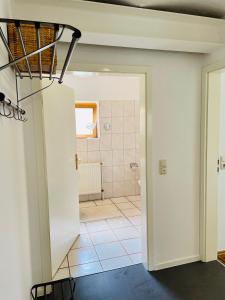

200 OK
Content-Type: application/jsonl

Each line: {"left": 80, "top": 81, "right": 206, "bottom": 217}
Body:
{"left": 200, "top": 61, "right": 225, "bottom": 262}
{"left": 64, "top": 62, "right": 154, "bottom": 271}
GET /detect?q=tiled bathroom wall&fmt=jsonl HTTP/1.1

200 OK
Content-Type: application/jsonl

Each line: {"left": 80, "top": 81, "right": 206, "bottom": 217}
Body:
{"left": 77, "top": 100, "right": 140, "bottom": 200}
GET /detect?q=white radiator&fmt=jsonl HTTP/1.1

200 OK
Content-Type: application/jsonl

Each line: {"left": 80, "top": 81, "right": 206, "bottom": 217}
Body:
{"left": 78, "top": 162, "right": 102, "bottom": 195}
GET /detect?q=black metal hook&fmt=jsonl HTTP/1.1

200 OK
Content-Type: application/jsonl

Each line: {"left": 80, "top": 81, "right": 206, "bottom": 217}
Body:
{"left": 0, "top": 92, "right": 27, "bottom": 121}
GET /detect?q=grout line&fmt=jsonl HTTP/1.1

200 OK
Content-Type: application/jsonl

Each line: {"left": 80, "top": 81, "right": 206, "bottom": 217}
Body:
{"left": 69, "top": 196, "right": 141, "bottom": 277}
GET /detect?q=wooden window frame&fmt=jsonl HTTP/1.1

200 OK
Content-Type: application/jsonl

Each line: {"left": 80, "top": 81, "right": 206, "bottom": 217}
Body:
{"left": 75, "top": 102, "right": 97, "bottom": 138}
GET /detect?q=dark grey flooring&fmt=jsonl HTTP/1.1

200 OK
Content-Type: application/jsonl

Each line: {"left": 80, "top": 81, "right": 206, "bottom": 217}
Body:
{"left": 74, "top": 261, "right": 225, "bottom": 300}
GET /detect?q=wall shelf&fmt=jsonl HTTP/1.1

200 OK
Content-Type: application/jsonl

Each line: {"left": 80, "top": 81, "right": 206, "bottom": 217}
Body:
{"left": 0, "top": 18, "right": 81, "bottom": 121}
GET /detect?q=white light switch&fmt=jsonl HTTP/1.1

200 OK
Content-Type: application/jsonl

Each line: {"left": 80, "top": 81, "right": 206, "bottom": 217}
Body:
{"left": 159, "top": 160, "right": 167, "bottom": 175}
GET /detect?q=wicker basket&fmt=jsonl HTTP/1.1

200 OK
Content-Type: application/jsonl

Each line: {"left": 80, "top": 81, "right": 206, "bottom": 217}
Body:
{"left": 7, "top": 23, "right": 57, "bottom": 74}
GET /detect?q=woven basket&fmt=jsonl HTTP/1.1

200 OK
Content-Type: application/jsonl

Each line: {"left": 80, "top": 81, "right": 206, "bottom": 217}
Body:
{"left": 7, "top": 23, "right": 57, "bottom": 74}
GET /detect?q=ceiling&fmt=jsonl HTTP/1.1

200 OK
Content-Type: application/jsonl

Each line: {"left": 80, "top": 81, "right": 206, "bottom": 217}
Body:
{"left": 80, "top": 0, "right": 225, "bottom": 18}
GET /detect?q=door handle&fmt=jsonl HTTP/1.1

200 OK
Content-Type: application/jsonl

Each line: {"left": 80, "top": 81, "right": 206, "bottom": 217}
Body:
{"left": 75, "top": 154, "right": 79, "bottom": 170}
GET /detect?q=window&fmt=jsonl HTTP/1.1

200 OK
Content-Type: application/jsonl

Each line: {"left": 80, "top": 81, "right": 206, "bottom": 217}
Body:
{"left": 75, "top": 102, "right": 97, "bottom": 138}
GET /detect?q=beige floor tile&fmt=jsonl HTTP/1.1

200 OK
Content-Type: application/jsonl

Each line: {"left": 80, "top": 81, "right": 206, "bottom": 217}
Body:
{"left": 116, "top": 202, "right": 135, "bottom": 210}
{"left": 95, "top": 199, "right": 112, "bottom": 206}
{"left": 101, "top": 256, "right": 132, "bottom": 271}
{"left": 70, "top": 262, "right": 103, "bottom": 278}
{"left": 95, "top": 241, "right": 126, "bottom": 260}
{"left": 111, "top": 197, "right": 128, "bottom": 204}
{"left": 53, "top": 268, "right": 70, "bottom": 280}
{"left": 71, "top": 234, "right": 92, "bottom": 249}
{"left": 68, "top": 247, "right": 98, "bottom": 266}
{"left": 132, "top": 201, "right": 141, "bottom": 209}
{"left": 127, "top": 195, "right": 140, "bottom": 202}
{"left": 86, "top": 220, "right": 110, "bottom": 232}
{"left": 107, "top": 217, "right": 132, "bottom": 229}
{"left": 90, "top": 230, "right": 117, "bottom": 245}
{"left": 80, "top": 201, "right": 96, "bottom": 208}
{"left": 80, "top": 205, "right": 122, "bottom": 222}
{"left": 113, "top": 226, "right": 139, "bottom": 240}
{"left": 122, "top": 208, "right": 140, "bottom": 217}
{"left": 128, "top": 216, "right": 141, "bottom": 226}
{"left": 121, "top": 238, "right": 142, "bottom": 254}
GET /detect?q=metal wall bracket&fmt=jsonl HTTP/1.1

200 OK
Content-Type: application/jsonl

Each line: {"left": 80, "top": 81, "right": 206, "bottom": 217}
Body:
{"left": 0, "top": 18, "right": 81, "bottom": 120}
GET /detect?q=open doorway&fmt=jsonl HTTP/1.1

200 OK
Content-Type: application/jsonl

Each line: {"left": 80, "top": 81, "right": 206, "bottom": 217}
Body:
{"left": 52, "top": 71, "right": 147, "bottom": 279}
{"left": 201, "top": 65, "right": 225, "bottom": 265}
{"left": 217, "top": 71, "right": 225, "bottom": 265}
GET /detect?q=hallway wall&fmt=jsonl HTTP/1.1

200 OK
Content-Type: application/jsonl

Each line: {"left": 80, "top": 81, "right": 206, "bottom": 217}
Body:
{"left": 59, "top": 44, "right": 203, "bottom": 269}
{"left": 0, "top": 1, "right": 32, "bottom": 299}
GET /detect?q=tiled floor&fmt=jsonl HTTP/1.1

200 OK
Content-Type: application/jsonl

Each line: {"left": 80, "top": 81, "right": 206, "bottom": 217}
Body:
{"left": 54, "top": 195, "right": 142, "bottom": 279}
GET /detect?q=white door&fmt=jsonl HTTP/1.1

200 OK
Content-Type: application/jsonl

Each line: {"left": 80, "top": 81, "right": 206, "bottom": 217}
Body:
{"left": 42, "top": 81, "right": 80, "bottom": 276}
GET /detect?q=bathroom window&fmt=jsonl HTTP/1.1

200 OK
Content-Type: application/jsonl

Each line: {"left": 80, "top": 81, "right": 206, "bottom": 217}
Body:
{"left": 75, "top": 102, "right": 97, "bottom": 138}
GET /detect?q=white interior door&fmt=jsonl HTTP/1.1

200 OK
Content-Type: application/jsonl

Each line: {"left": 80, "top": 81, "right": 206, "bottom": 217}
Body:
{"left": 42, "top": 81, "right": 80, "bottom": 276}
{"left": 202, "top": 71, "right": 221, "bottom": 261}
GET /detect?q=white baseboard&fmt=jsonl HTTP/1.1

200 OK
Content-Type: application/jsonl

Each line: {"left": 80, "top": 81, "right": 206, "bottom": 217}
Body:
{"left": 153, "top": 255, "right": 201, "bottom": 271}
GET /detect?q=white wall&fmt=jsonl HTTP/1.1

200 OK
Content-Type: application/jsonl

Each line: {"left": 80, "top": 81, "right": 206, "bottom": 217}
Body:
{"left": 0, "top": 1, "right": 33, "bottom": 299}
{"left": 59, "top": 43, "right": 203, "bottom": 269}
{"left": 218, "top": 72, "right": 225, "bottom": 251}
{"left": 64, "top": 73, "right": 140, "bottom": 101}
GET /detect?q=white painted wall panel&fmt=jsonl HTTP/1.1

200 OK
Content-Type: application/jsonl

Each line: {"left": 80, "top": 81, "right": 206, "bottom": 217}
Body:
{"left": 0, "top": 1, "right": 33, "bottom": 299}
{"left": 59, "top": 44, "right": 203, "bottom": 268}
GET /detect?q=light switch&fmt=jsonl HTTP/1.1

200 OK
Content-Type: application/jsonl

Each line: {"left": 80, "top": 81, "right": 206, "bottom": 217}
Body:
{"left": 159, "top": 160, "right": 167, "bottom": 175}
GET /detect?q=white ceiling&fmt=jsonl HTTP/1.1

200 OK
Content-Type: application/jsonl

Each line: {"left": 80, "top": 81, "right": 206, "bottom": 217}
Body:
{"left": 80, "top": 0, "right": 225, "bottom": 18}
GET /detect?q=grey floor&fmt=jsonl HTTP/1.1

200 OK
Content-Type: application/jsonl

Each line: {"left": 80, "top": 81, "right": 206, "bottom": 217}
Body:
{"left": 74, "top": 261, "right": 225, "bottom": 300}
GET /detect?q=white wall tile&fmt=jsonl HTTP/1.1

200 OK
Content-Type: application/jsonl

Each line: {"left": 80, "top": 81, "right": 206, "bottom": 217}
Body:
{"left": 100, "top": 101, "right": 111, "bottom": 117}
{"left": 112, "top": 117, "right": 123, "bottom": 133}
{"left": 124, "top": 165, "right": 136, "bottom": 180}
{"left": 100, "top": 134, "right": 111, "bottom": 150}
{"left": 78, "top": 151, "right": 88, "bottom": 163}
{"left": 111, "top": 101, "right": 123, "bottom": 117}
{"left": 135, "top": 133, "right": 140, "bottom": 149}
{"left": 77, "top": 139, "right": 87, "bottom": 152}
{"left": 124, "top": 100, "right": 135, "bottom": 117}
{"left": 100, "top": 117, "right": 112, "bottom": 135}
{"left": 87, "top": 139, "right": 100, "bottom": 151}
{"left": 113, "top": 181, "right": 125, "bottom": 197}
{"left": 113, "top": 166, "right": 125, "bottom": 181}
{"left": 103, "top": 182, "right": 113, "bottom": 198}
{"left": 113, "top": 150, "right": 124, "bottom": 165}
{"left": 87, "top": 151, "right": 101, "bottom": 163}
{"left": 77, "top": 100, "right": 140, "bottom": 201}
{"left": 134, "top": 100, "right": 140, "bottom": 116}
{"left": 124, "top": 133, "right": 135, "bottom": 149}
{"left": 102, "top": 166, "right": 113, "bottom": 183}
{"left": 123, "top": 117, "right": 135, "bottom": 133}
{"left": 124, "top": 149, "right": 135, "bottom": 163}
{"left": 112, "top": 134, "right": 123, "bottom": 149}
{"left": 123, "top": 180, "right": 136, "bottom": 196}
{"left": 101, "top": 150, "right": 112, "bottom": 166}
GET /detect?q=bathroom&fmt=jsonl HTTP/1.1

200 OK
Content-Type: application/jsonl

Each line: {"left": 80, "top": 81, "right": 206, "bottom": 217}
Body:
{"left": 54, "top": 71, "right": 144, "bottom": 279}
